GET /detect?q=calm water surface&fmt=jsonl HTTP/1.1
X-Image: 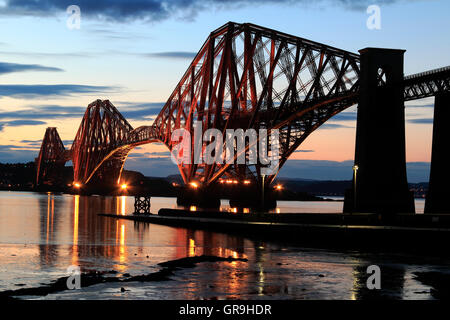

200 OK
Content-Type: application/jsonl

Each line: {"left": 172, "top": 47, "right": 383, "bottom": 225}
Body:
{"left": 0, "top": 191, "right": 443, "bottom": 300}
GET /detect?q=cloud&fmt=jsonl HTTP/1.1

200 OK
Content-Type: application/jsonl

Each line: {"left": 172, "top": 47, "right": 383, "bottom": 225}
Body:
{"left": 0, "top": 62, "right": 63, "bottom": 75}
{"left": 0, "top": 120, "right": 46, "bottom": 132}
{"left": 0, "top": 0, "right": 405, "bottom": 22}
{"left": 293, "top": 149, "right": 314, "bottom": 153}
{"left": 117, "top": 102, "right": 164, "bottom": 119}
{"left": 144, "top": 52, "right": 198, "bottom": 59}
{"left": 329, "top": 111, "right": 357, "bottom": 122}
{"left": 320, "top": 123, "right": 354, "bottom": 129}
{"left": 128, "top": 151, "right": 171, "bottom": 159}
{"left": 406, "top": 103, "right": 434, "bottom": 108}
{"left": 0, "top": 51, "right": 92, "bottom": 59}
{"left": 0, "top": 105, "right": 86, "bottom": 121}
{"left": 3, "top": 120, "right": 46, "bottom": 126}
{"left": 407, "top": 118, "right": 433, "bottom": 124}
{"left": 0, "top": 102, "right": 163, "bottom": 129}
{"left": 0, "top": 84, "right": 116, "bottom": 99}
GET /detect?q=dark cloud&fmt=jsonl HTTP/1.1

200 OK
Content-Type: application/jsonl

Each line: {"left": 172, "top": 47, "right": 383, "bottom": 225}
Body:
{"left": 0, "top": 0, "right": 404, "bottom": 22}
{"left": 18, "top": 140, "right": 42, "bottom": 147}
{"left": 406, "top": 103, "right": 434, "bottom": 108}
{"left": 0, "top": 144, "right": 39, "bottom": 151}
{"left": 0, "top": 105, "right": 86, "bottom": 121}
{"left": 4, "top": 120, "right": 46, "bottom": 126}
{"left": 329, "top": 111, "right": 357, "bottom": 122}
{"left": 0, "top": 120, "right": 46, "bottom": 131}
{"left": 0, "top": 51, "right": 92, "bottom": 59}
{"left": 128, "top": 151, "right": 171, "bottom": 158}
{"left": 0, "top": 102, "right": 163, "bottom": 129}
{"left": 118, "top": 102, "right": 164, "bottom": 119}
{"left": 144, "top": 52, "right": 198, "bottom": 59}
{"left": 320, "top": 123, "right": 354, "bottom": 129}
{"left": 0, "top": 62, "right": 63, "bottom": 75}
{"left": 407, "top": 118, "right": 433, "bottom": 124}
{"left": 293, "top": 149, "right": 314, "bottom": 153}
{"left": 0, "top": 84, "right": 116, "bottom": 99}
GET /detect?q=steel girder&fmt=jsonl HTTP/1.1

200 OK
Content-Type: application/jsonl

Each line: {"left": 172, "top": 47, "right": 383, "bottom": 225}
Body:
{"left": 35, "top": 22, "right": 450, "bottom": 187}
{"left": 404, "top": 66, "right": 450, "bottom": 101}
{"left": 71, "top": 100, "right": 137, "bottom": 184}
{"left": 35, "top": 127, "right": 68, "bottom": 185}
{"left": 149, "top": 22, "right": 361, "bottom": 185}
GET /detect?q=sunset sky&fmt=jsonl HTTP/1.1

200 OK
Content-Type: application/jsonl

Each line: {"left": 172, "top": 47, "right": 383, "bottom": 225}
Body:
{"left": 1, "top": 0, "right": 449, "bottom": 182}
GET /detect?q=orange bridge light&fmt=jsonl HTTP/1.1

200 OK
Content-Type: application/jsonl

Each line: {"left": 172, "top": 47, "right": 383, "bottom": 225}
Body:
{"left": 189, "top": 182, "right": 199, "bottom": 189}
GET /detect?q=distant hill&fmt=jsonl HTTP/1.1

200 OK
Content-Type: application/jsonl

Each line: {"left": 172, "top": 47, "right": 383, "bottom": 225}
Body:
{"left": 0, "top": 162, "right": 429, "bottom": 198}
{"left": 277, "top": 178, "right": 352, "bottom": 196}
{"left": 160, "top": 175, "right": 428, "bottom": 197}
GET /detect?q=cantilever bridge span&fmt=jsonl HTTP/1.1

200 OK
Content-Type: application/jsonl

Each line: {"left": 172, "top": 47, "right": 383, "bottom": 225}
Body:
{"left": 35, "top": 22, "right": 450, "bottom": 188}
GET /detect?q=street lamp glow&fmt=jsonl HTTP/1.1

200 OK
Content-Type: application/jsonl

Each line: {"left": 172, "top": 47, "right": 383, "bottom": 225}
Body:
{"left": 352, "top": 165, "right": 359, "bottom": 211}
{"left": 275, "top": 184, "right": 283, "bottom": 191}
{"left": 121, "top": 184, "right": 128, "bottom": 190}
{"left": 73, "top": 182, "right": 81, "bottom": 188}
{"left": 189, "top": 182, "right": 199, "bottom": 189}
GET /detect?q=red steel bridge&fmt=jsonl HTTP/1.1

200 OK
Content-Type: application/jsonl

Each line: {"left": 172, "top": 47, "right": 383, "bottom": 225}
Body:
{"left": 35, "top": 22, "right": 450, "bottom": 188}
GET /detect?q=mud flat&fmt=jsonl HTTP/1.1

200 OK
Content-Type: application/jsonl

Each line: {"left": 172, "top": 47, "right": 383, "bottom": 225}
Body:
{"left": 0, "top": 255, "right": 247, "bottom": 299}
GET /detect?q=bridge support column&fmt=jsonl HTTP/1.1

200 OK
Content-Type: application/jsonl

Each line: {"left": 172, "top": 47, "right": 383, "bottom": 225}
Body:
{"left": 344, "top": 48, "right": 415, "bottom": 214}
{"left": 176, "top": 185, "right": 221, "bottom": 209}
{"left": 425, "top": 92, "right": 450, "bottom": 214}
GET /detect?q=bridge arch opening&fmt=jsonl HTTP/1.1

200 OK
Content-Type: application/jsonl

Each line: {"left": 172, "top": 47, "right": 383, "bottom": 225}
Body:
{"left": 121, "top": 143, "right": 180, "bottom": 182}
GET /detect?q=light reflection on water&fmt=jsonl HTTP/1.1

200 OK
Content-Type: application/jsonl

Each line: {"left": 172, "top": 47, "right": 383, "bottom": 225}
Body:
{"left": 0, "top": 191, "right": 438, "bottom": 299}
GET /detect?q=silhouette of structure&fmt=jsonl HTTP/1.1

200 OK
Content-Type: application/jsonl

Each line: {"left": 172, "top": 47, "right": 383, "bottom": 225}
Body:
{"left": 343, "top": 48, "right": 414, "bottom": 214}
{"left": 425, "top": 92, "right": 450, "bottom": 213}
{"left": 35, "top": 22, "right": 450, "bottom": 212}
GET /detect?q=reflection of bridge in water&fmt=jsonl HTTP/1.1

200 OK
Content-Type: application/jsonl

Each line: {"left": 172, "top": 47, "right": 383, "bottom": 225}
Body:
{"left": 36, "top": 22, "right": 450, "bottom": 214}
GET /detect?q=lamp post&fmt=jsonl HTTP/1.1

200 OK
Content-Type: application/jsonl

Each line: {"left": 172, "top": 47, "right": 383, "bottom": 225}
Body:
{"left": 352, "top": 165, "right": 359, "bottom": 211}
{"left": 261, "top": 174, "right": 265, "bottom": 211}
